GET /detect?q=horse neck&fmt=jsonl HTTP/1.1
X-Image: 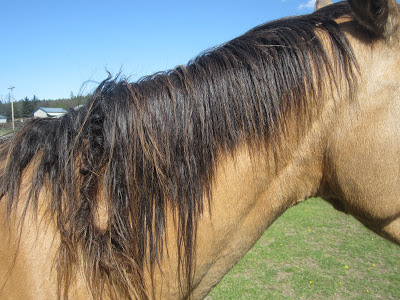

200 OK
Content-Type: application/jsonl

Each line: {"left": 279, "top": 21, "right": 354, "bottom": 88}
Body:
{"left": 179, "top": 99, "right": 335, "bottom": 298}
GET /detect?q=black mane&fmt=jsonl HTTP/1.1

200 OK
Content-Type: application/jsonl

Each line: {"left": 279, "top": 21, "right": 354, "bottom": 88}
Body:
{"left": 0, "top": 2, "right": 357, "bottom": 299}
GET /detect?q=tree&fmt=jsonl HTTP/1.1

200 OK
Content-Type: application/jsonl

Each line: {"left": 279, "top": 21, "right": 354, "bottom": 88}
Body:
{"left": 22, "top": 97, "right": 30, "bottom": 117}
{"left": 3, "top": 99, "right": 12, "bottom": 121}
{"left": 32, "top": 95, "right": 39, "bottom": 109}
{"left": 21, "top": 97, "right": 35, "bottom": 118}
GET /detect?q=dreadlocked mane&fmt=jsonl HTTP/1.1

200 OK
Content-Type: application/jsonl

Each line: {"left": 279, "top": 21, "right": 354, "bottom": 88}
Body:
{"left": 0, "top": 3, "right": 357, "bottom": 299}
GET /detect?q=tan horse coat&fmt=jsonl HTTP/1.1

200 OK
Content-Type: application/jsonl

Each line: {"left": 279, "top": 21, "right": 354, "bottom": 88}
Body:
{"left": 1, "top": 1, "right": 400, "bottom": 299}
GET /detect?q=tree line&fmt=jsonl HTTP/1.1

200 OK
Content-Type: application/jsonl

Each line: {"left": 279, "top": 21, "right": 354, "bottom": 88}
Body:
{"left": 0, "top": 93, "right": 90, "bottom": 121}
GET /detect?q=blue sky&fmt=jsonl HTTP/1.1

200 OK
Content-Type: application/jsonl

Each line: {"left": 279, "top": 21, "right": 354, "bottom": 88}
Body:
{"left": 1, "top": 0, "right": 337, "bottom": 101}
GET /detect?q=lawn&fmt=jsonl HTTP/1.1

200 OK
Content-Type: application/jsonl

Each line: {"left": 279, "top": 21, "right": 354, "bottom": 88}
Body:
{"left": 0, "top": 128, "right": 15, "bottom": 136}
{"left": 206, "top": 198, "right": 400, "bottom": 299}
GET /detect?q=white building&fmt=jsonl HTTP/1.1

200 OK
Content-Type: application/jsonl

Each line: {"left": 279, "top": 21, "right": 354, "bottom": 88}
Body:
{"left": 33, "top": 107, "right": 67, "bottom": 118}
{"left": 0, "top": 115, "right": 6, "bottom": 123}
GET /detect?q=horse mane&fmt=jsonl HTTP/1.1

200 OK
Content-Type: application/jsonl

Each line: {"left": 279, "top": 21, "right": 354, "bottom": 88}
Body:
{"left": 0, "top": 3, "right": 358, "bottom": 299}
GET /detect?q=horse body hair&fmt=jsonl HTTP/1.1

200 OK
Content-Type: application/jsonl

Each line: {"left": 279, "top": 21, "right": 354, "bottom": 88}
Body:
{"left": 0, "top": 2, "right": 357, "bottom": 299}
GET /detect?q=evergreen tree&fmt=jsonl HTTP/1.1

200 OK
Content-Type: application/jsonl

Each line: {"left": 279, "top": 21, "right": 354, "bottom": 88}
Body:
{"left": 32, "top": 95, "right": 39, "bottom": 110}
{"left": 4, "top": 100, "right": 11, "bottom": 121}
{"left": 13, "top": 101, "right": 21, "bottom": 119}
{"left": 21, "top": 97, "right": 31, "bottom": 117}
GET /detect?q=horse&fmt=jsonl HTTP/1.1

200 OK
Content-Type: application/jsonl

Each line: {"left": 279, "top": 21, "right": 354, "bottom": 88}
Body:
{"left": 1, "top": 0, "right": 400, "bottom": 298}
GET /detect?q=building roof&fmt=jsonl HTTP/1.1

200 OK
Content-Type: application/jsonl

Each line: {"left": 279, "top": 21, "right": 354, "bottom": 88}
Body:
{"left": 36, "top": 107, "right": 67, "bottom": 114}
{"left": 0, "top": 115, "right": 6, "bottom": 119}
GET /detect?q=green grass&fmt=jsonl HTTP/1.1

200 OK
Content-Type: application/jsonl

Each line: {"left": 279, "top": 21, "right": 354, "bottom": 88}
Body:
{"left": 206, "top": 198, "right": 400, "bottom": 299}
{"left": 0, "top": 128, "right": 17, "bottom": 136}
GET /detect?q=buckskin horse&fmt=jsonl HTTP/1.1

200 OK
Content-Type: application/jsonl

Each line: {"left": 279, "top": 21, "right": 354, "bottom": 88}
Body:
{"left": 1, "top": 0, "right": 400, "bottom": 299}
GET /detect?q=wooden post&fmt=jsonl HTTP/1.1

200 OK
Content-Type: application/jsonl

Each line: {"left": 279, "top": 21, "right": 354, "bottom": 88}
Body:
{"left": 8, "top": 86, "right": 15, "bottom": 130}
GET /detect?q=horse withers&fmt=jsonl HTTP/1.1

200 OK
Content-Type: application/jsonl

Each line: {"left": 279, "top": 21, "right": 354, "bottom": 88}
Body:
{"left": 1, "top": 0, "right": 400, "bottom": 299}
